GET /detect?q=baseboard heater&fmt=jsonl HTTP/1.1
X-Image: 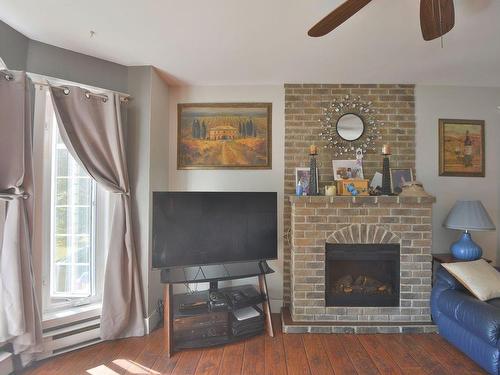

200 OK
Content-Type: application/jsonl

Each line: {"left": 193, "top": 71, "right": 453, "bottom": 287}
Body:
{"left": 37, "top": 316, "right": 101, "bottom": 360}
{"left": 0, "top": 351, "right": 14, "bottom": 375}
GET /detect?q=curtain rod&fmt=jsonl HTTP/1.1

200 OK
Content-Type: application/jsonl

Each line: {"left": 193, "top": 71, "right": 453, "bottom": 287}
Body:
{"left": 1, "top": 69, "right": 131, "bottom": 103}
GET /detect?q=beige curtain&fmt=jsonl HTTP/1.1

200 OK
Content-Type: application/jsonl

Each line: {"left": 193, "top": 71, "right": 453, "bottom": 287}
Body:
{"left": 49, "top": 85, "right": 145, "bottom": 339}
{"left": 0, "top": 70, "right": 42, "bottom": 354}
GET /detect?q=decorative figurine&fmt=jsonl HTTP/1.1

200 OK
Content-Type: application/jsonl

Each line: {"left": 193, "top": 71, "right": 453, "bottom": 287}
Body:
{"left": 296, "top": 181, "right": 304, "bottom": 196}
{"left": 346, "top": 183, "right": 359, "bottom": 196}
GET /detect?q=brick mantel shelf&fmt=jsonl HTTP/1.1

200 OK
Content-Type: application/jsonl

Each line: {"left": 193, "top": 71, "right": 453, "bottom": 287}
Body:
{"left": 285, "top": 194, "right": 437, "bottom": 334}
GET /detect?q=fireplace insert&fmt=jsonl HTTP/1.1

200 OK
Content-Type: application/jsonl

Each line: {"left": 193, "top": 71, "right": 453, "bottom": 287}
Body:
{"left": 325, "top": 243, "right": 400, "bottom": 307}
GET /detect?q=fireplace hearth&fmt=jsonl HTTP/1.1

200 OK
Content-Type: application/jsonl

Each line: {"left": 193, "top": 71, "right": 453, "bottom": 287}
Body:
{"left": 326, "top": 243, "right": 400, "bottom": 307}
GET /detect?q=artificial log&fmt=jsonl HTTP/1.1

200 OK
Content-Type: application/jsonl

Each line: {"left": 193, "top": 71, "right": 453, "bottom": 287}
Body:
{"left": 333, "top": 274, "right": 392, "bottom": 295}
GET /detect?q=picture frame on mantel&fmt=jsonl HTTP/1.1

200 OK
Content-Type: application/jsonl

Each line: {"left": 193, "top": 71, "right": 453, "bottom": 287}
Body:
{"left": 177, "top": 103, "right": 272, "bottom": 170}
{"left": 438, "top": 119, "right": 485, "bottom": 177}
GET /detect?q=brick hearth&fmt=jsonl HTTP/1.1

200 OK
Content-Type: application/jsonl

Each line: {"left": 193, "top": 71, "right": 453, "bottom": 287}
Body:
{"left": 285, "top": 195, "right": 437, "bottom": 334}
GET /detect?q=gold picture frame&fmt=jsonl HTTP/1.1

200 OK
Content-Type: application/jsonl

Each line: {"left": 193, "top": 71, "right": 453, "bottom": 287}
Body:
{"left": 177, "top": 103, "right": 272, "bottom": 170}
{"left": 439, "top": 119, "right": 485, "bottom": 177}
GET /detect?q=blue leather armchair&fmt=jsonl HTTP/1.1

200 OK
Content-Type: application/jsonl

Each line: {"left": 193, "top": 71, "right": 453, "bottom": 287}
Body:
{"left": 431, "top": 266, "right": 500, "bottom": 375}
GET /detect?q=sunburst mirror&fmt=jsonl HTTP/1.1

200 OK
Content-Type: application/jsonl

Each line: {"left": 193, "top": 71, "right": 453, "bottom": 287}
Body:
{"left": 319, "top": 95, "right": 383, "bottom": 157}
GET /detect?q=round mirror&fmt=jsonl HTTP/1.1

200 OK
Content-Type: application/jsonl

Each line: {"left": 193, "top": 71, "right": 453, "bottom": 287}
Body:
{"left": 336, "top": 113, "right": 364, "bottom": 141}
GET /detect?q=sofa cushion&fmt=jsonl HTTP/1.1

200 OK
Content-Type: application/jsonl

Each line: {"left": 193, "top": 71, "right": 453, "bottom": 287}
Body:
{"left": 442, "top": 259, "right": 500, "bottom": 301}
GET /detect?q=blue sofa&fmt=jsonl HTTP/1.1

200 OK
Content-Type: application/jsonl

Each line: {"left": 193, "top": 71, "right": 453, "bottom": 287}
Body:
{"left": 431, "top": 266, "right": 500, "bottom": 374}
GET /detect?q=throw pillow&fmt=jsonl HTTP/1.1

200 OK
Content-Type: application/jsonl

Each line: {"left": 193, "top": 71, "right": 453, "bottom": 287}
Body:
{"left": 442, "top": 259, "right": 500, "bottom": 301}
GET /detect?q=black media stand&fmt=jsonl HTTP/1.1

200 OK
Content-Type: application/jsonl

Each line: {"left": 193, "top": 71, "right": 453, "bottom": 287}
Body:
{"left": 161, "top": 260, "right": 274, "bottom": 357}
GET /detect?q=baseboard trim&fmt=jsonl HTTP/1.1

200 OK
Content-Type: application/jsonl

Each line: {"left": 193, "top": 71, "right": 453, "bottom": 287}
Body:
{"left": 145, "top": 310, "right": 161, "bottom": 334}
{"left": 270, "top": 299, "right": 283, "bottom": 314}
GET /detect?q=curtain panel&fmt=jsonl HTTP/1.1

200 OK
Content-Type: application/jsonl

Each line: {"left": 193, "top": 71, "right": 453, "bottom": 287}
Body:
{"left": 0, "top": 70, "right": 42, "bottom": 354}
{"left": 49, "top": 86, "right": 145, "bottom": 339}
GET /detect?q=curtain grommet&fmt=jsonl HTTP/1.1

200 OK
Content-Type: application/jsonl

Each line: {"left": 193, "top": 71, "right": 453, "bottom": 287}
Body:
{"left": 63, "top": 87, "right": 70, "bottom": 95}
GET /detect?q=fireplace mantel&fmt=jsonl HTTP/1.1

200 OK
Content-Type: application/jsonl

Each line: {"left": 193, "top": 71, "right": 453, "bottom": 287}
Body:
{"left": 286, "top": 193, "right": 436, "bottom": 333}
{"left": 289, "top": 195, "right": 436, "bottom": 205}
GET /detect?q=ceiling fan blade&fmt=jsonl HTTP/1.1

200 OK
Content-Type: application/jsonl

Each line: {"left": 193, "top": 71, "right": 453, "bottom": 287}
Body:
{"left": 308, "top": 0, "right": 373, "bottom": 37}
{"left": 420, "top": 0, "right": 455, "bottom": 41}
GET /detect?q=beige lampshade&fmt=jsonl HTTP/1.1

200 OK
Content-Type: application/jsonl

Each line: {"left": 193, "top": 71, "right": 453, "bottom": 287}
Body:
{"left": 443, "top": 200, "right": 496, "bottom": 231}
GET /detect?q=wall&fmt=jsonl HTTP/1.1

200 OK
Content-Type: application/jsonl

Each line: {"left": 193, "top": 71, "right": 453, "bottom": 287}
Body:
{"left": 127, "top": 66, "right": 170, "bottom": 329}
{"left": 127, "top": 66, "right": 153, "bottom": 326}
{"left": 415, "top": 85, "right": 500, "bottom": 262}
{"left": 148, "top": 68, "right": 170, "bottom": 323}
{"left": 0, "top": 20, "right": 127, "bottom": 92}
{"left": 168, "top": 85, "right": 285, "bottom": 311}
{"left": 0, "top": 20, "right": 28, "bottom": 70}
{"left": 27, "top": 40, "right": 128, "bottom": 92}
{"left": 283, "top": 84, "right": 416, "bottom": 303}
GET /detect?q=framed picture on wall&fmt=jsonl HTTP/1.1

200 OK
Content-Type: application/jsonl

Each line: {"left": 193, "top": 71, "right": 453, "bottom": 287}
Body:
{"left": 177, "top": 103, "right": 272, "bottom": 169}
{"left": 438, "top": 119, "right": 485, "bottom": 177}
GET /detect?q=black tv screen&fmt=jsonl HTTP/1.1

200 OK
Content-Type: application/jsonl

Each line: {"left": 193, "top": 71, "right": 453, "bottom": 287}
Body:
{"left": 152, "top": 192, "right": 277, "bottom": 268}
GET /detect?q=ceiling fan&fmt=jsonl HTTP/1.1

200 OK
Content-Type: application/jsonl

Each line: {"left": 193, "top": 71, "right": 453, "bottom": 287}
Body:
{"left": 308, "top": 0, "right": 455, "bottom": 41}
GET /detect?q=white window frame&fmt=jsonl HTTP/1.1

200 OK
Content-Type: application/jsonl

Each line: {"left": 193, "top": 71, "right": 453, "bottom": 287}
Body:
{"left": 37, "top": 91, "right": 107, "bottom": 316}
{"left": 49, "top": 121, "right": 97, "bottom": 300}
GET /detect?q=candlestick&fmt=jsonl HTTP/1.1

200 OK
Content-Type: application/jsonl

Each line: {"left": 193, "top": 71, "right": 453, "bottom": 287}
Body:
{"left": 309, "top": 155, "right": 318, "bottom": 196}
{"left": 381, "top": 155, "right": 392, "bottom": 195}
{"left": 381, "top": 144, "right": 392, "bottom": 155}
{"left": 309, "top": 144, "right": 318, "bottom": 155}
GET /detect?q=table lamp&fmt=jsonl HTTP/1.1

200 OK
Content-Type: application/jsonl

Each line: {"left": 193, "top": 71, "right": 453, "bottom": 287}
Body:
{"left": 443, "top": 200, "right": 496, "bottom": 260}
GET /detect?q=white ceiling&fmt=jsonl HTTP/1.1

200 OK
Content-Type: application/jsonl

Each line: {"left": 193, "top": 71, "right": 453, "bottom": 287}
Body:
{"left": 1, "top": 0, "right": 499, "bottom": 86}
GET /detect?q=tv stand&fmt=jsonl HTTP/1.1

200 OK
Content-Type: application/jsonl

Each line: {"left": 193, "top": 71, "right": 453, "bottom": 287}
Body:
{"left": 161, "top": 260, "right": 274, "bottom": 357}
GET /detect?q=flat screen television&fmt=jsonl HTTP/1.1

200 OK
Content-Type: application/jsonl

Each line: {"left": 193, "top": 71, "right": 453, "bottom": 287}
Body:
{"left": 152, "top": 192, "right": 277, "bottom": 269}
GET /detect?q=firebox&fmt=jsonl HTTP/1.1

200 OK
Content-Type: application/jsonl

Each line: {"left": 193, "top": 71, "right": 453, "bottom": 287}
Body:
{"left": 325, "top": 243, "right": 400, "bottom": 307}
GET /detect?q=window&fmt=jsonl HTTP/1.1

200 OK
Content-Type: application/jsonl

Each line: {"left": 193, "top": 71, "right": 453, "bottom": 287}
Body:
{"left": 37, "top": 92, "right": 107, "bottom": 315}
{"left": 50, "top": 127, "right": 96, "bottom": 299}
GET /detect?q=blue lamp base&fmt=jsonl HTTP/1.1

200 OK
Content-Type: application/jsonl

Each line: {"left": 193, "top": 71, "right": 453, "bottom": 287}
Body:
{"left": 450, "top": 231, "right": 482, "bottom": 261}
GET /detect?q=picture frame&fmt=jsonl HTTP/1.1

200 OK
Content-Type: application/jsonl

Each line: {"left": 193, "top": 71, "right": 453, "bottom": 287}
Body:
{"left": 295, "top": 167, "right": 318, "bottom": 195}
{"left": 438, "top": 119, "right": 485, "bottom": 177}
{"left": 332, "top": 159, "right": 364, "bottom": 180}
{"left": 177, "top": 103, "right": 272, "bottom": 170}
{"left": 390, "top": 168, "right": 414, "bottom": 194}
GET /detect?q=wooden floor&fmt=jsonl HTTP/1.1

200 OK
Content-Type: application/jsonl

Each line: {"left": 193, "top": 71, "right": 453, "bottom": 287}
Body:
{"left": 22, "top": 314, "right": 486, "bottom": 375}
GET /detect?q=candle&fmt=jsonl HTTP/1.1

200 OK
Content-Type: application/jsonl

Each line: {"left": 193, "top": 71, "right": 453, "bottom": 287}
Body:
{"left": 309, "top": 144, "right": 318, "bottom": 155}
{"left": 381, "top": 144, "right": 392, "bottom": 155}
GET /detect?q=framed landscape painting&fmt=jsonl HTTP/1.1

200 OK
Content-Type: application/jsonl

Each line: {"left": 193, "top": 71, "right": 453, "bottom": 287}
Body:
{"left": 177, "top": 103, "right": 272, "bottom": 169}
{"left": 439, "top": 119, "right": 485, "bottom": 177}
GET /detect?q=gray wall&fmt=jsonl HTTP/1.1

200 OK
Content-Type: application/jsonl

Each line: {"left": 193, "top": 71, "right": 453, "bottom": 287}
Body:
{"left": 127, "top": 66, "right": 153, "bottom": 326}
{"left": 416, "top": 85, "right": 500, "bottom": 262}
{"left": 0, "top": 20, "right": 127, "bottom": 92}
{"left": 0, "top": 20, "right": 28, "bottom": 70}
{"left": 27, "top": 40, "right": 128, "bottom": 92}
{"left": 127, "top": 66, "right": 170, "bottom": 329}
{"left": 148, "top": 68, "right": 170, "bottom": 320}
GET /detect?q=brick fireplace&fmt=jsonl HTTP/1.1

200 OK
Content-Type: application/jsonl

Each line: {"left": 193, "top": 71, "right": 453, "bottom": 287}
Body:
{"left": 284, "top": 195, "right": 437, "bottom": 333}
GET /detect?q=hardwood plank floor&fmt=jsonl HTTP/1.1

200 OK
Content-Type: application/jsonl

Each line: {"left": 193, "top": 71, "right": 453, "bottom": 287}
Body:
{"left": 22, "top": 314, "right": 487, "bottom": 375}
